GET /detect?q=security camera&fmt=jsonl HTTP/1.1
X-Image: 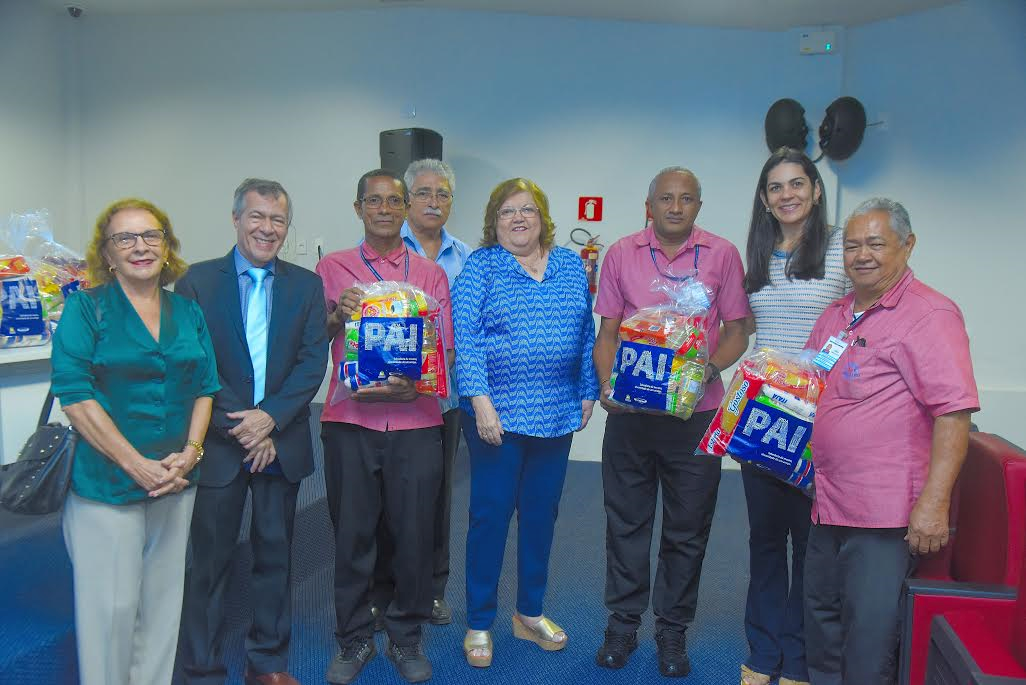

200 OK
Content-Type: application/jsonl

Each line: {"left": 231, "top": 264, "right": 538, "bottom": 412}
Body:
{"left": 66, "top": 6, "right": 83, "bottom": 18}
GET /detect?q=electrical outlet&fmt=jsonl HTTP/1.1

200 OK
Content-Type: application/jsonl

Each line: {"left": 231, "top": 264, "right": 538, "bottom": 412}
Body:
{"left": 296, "top": 239, "right": 307, "bottom": 255}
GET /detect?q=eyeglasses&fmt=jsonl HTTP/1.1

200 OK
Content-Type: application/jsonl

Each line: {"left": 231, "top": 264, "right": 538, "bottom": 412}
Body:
{"left": 108, "top": 229, "right": 166, "bottom": 249}
{"left": 497, "top": 205, "right": 539, "bottom": 220}
{"left": 360, "top": 195, "right": 406, "bottom": 210}
{"left": 411, "top": 189, "right": 453, "bottom": 204}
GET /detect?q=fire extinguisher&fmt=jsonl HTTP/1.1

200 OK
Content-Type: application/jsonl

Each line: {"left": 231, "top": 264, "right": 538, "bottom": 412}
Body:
{"left": 570, "top": 228, "right": 603, "bottom": 294}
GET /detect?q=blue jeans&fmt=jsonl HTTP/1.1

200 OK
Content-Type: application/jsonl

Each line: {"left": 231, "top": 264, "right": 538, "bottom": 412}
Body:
{"left": 741, "top": 464, "right": 812, "bottom": 681}
{"left": 463, "top": 413, "right": 572, "bottom": 630}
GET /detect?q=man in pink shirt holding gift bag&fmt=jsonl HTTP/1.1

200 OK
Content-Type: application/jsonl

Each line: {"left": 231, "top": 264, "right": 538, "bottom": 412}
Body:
{"left": 593, "top": 167, "right": 751, "bottom": 677}
{"left": 315, "top": 169, "right": 452, "bottom": 685}
{"left": 803, "top": 198, "right": 979, "bottom": 685}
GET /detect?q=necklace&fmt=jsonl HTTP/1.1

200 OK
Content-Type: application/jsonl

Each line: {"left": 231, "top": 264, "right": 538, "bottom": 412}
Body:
{"left": 515, "top": 251, "right": 546, "bottom": 277}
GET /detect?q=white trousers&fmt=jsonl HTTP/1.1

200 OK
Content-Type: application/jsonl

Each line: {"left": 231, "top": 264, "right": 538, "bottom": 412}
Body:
{"left": 63, "top": 488, "right": 196, "bottom": 685}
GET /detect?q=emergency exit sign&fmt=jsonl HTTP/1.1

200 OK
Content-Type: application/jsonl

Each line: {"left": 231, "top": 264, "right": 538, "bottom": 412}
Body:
{"left": 578, "top": 197, "right": 603, "bottom": 222}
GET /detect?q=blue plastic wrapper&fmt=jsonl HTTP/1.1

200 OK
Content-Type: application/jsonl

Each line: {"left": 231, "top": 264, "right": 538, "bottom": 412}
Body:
{"left": 700, "top": 348, "right": 824, "bottom": 493}
{"left": 0, "top": 276, "right": 50, "bottom": 348}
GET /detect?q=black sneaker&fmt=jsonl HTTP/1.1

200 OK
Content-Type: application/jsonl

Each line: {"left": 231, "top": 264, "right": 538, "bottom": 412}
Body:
{"left": 596, "top": 629, "right": 638, "bottom": 669}
{"left": 371, "top": 605, "right": 385, "bottom": 632}
{"left": 325, "top": 637, "right": 376, "bottom": 684}
{"left": 430, "top": 598, "right": 452, "bottom": 625}
{"left": 655, "top": 629, "right": 690, "bottom": 678}
{"left": 386, "top": 639, "right": 432, "bottom": 683}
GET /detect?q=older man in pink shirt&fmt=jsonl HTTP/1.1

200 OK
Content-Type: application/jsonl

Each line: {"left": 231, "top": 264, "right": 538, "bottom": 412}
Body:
{"left": 593, "top": 167, "right": 751, "bottom": 677}
{"left": 803, "top": 198, "right": 978, "bottom": 685}
{"left": 315, "top": 169, "right": 453, "bottom": 685}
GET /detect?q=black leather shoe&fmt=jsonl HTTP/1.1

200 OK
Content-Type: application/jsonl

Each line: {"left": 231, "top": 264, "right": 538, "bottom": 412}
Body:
{"left": 325, "top": 638, "right": 376, "bottom": 684}
{"left": 370, "top": 605, "right": 385, "bottom": 632}
{"left": 430, "top": 598, "right": 452, "bottom": 625}
{"left": 596, "top": 629, "right": 638, "bottom": 669}
{"left": 655, "top": 629, "right": 691, "bottom": 677}
{"left": 386, "top": 639, "right": 432, "bottom": 683}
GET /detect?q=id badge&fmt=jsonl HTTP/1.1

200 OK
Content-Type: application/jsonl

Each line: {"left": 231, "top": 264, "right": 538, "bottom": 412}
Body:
{"left": 812, "top": 335, "right": 848, "bottom": 371}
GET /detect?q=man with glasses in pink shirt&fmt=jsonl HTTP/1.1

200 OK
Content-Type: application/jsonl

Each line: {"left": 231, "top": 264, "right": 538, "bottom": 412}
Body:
{"left": 803, "top": 198, "right": 978, "bottom": 684}
{"left": 371, "top": 159, "right": 469, "bottom": 630}
{"left": 593, "top": 167, "right": 751, "bottom": 677}
{"left": 315, "top": 169, "right": 453, "bottom": 685}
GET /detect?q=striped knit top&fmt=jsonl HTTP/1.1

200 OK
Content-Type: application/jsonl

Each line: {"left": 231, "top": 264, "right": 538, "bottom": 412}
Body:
{"left": 748, "top": 227, "right": 851, "bottom": 355}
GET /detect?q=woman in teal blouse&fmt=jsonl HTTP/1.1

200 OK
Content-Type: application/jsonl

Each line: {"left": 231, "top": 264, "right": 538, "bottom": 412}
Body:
{"left": 50, "top": 198, "right": 219, "bottom": 685}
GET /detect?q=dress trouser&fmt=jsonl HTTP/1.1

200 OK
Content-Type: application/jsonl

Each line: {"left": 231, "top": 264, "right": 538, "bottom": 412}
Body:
{"left": 462, "top": 415, "right": 573, "bottom": 630}
{"left": 373, "top": 408, "right": 462, "bottom": 607}
{"left": 741, "top": 463, "right": 812, "bottom": 681}
{"left": 804, "top": 523, "right": 916, "bottom": 685}
{"left": 63, "top": 487, "right": 196, "bottom": 685}
{"left": 180, "top": 469, "right": 300, "bottom": 683}
{"left": 601, "top": 410, "right": 720, "bottom": 634}
{"left": 321, "top": 421, "right": 443, "bottom": 647}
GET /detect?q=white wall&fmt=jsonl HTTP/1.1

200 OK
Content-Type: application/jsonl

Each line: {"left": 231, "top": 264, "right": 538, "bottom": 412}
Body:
{"left": 840, "top": 0, "right": 1026, "bottom": 446}
{"left": 3, "top": 0, "right": 1021, "bottom": 454}
{"left": 0, "top": 0, "right": 72, "bottom": 244}
{"left": 66, "top": 7, "right": 844, "bottom": 459}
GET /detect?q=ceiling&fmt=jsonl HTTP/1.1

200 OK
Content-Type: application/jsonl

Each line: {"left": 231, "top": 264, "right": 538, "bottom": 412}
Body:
{"left": 48, "top": 0, "right": 962, "bottom": 31}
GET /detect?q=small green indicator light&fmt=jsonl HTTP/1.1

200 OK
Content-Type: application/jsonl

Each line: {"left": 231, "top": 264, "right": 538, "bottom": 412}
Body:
{"left": 825, "top": 43, "right": 832, "bottom": 51}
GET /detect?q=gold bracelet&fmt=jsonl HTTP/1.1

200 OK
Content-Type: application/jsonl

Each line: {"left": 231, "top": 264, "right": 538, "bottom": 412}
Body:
{"left": 185, "top": 440, "right": 205, "bottom": 463}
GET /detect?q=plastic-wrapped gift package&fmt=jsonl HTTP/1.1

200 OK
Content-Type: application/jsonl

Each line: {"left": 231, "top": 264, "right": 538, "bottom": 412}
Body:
{"left": 0, "top": 210, "right": 89, "bottom": 347}
{"left": 698, "top": 348, "right": 825, "bottom": 491}
{"left": 608, "top": 277, "right": 710, "bottom": 420}
{"left": 330, "top": 281, "right": 449, "bottom": 403}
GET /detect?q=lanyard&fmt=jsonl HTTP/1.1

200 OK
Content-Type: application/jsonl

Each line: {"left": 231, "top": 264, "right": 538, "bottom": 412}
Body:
{"left": 842, "top": 305, "right": 879, "bottom": 347}
{"left": 649, "top": 245, "right": 700, "bottom": 282}
{"left": 361, "top": 246, "right": 409, "bottom": 282}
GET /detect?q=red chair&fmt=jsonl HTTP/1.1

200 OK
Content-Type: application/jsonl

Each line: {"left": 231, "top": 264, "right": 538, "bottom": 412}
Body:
{"left": 900, "top": 433, "right": 1026, "bottom": 685}
{"left": 923, "top": 544, "right": 1026, "bottom": 683}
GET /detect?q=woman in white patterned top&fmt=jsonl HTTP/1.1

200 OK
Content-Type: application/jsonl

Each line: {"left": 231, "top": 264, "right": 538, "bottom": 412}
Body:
{"left": 739, "top": 148, "right": 849, "bottom": 685}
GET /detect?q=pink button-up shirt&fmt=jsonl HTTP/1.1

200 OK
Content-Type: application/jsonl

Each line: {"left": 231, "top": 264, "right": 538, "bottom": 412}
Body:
{"left": 806, "top": 269, "right": 979, "bottom": 528}
{"left": 594, "top": 224, "right": 751, "bottom": 412}
{"left": 315, "top": 242, "right": 454, "bottom": 431}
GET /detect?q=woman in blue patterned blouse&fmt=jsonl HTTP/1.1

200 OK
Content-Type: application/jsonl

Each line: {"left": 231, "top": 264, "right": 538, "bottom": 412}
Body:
{"left": 453, "top": 177, "right": 599, "bottom": 668}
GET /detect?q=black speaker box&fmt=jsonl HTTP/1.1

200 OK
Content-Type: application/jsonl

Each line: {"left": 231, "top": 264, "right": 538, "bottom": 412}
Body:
{"left": 379, "top": 128, "right": 443, "bottom": 176}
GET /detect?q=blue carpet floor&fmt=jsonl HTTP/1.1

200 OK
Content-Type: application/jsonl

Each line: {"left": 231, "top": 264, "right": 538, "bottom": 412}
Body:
{"left": 0, "top": 411, "right": 759, "bottom": 685}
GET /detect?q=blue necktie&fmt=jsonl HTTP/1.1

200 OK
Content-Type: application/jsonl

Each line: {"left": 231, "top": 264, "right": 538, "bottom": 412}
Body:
{"left": 246, "top": 268, "right": 269, "bottom": 405}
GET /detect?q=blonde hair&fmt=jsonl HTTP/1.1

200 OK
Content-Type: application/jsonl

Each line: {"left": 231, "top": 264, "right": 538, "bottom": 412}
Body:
{"left": 480, "top": 177, "right": 556, "bottom": 249}
{"left": 86, "top": 198, "right": 188, "bottom": 287}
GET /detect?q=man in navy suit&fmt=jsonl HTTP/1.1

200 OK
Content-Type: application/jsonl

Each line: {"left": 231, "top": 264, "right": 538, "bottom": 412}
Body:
{"left": 177, "top": 178, "right": 328, "bottom": 685}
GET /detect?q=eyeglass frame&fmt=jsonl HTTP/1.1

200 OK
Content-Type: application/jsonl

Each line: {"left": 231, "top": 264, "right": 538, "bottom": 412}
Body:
{"left": 410, "top": 189, "right": 453, "bottom": 204}
{"left": 107, "top": 229, "right": 167, "bottom": 250}
{"left": 359, "top": 195, "right": 408, "bottom": 210}
{"left": 497, "top": 205, "right": 540, "bottom": 220}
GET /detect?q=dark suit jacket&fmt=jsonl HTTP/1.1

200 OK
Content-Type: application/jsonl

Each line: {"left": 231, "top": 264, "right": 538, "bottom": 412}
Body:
{"left": 175, "top": 251, "right": 328, "bottom": 486}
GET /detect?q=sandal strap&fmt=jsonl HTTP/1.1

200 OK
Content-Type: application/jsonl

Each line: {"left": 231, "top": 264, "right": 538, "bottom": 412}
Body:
{"left": 740, "top": 665, "right": 772, "bottom": 685}
{"left": 464, "top": 630, "right": 492, "bottom": 651}
{"left": 524, "top": 616, "right": 564, "bottom": 641}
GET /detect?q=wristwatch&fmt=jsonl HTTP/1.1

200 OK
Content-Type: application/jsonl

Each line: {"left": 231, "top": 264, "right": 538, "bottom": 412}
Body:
{"left": 705, "top": 362, "right": 721, "bottom": 383}
{"left": 186, "top": 440, "right": 205, "bottom": 462}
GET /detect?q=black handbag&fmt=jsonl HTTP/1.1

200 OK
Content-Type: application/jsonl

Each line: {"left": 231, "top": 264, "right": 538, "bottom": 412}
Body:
{"left": 0, "top": 390, "right": 77, "bottom": 514}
